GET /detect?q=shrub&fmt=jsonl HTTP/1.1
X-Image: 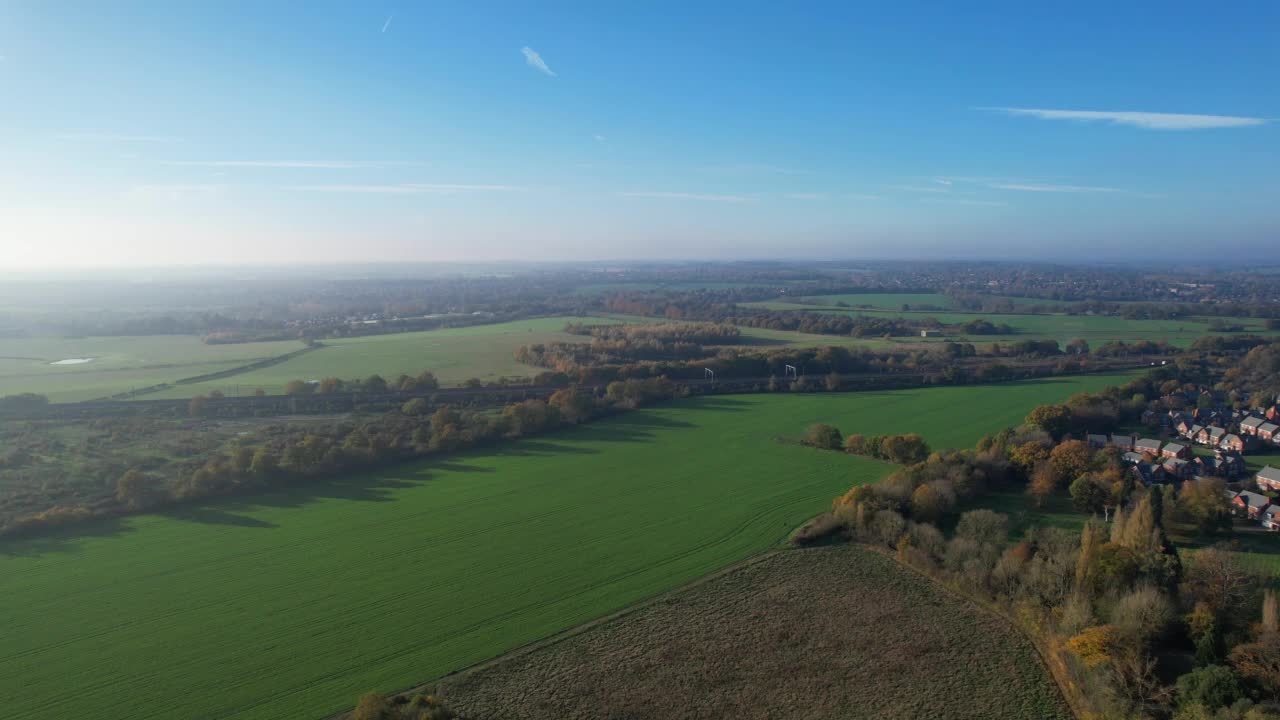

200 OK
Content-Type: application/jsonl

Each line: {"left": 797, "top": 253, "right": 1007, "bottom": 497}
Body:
{"left": 803, "top": 423, "right": 842, "bottom": 450}
{"left": 1175, "top": 665, "right": 1244, "bottom": 712}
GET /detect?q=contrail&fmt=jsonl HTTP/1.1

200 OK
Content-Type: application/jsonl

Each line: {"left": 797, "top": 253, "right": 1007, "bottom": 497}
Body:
{"left": 382, "top": 15, "right": 393, "bottom": 33}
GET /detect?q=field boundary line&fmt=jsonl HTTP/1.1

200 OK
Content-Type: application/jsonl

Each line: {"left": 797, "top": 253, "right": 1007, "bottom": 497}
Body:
{"left": 96, "top": 342, "right": 322, "bottom": 400}
{"left": 318, "top": 549, "right": 784, "bottom": 720}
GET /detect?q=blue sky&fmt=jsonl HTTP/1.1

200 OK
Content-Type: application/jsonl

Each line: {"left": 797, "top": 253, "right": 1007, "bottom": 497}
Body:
{"left": 0, "top": 1, "right": 1276, "bottom": 267}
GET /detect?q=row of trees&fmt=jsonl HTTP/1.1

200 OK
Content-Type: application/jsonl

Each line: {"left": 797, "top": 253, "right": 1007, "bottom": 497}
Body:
{"left": 282, "top": 370, "right": 441, "bottom": 396}
{"left": 120, "top": 380, "right": 678, "bottom": 513}
{"left": 802, "top": 424, "right": 932, "bottom": 465}
{"left": 0, "top": 378, "right": 681, "bottom": 539}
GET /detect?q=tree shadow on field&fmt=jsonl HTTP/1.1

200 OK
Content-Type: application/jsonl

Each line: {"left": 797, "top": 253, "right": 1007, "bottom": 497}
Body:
{"left": 681, "top": 396, "right": 751, "bottom": 412}
{"left": 501, "top": 440, "right": 600, "bottom": 457}
{"left": 729, "top": 336, "right": 792, "bottom": 347}
{"left": 160, "top": 506, "right": 279, "bottom": 529}
{"left": 428, "top": 460, "right": 497, "bottom": 473}
{"left": 607, "top": 412, "right": 698, "bottom": 429}
{"left": 0, "top": 515, "right": 134, "bottom": 558}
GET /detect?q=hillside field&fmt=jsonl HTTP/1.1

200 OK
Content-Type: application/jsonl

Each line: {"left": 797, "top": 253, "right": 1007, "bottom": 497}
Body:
{"left": 741, "top": 301, "right": 1277, "bottom": 347}
{"left": 0, "top": 335, "right": 305, "bottom": 402}
{"left": 147, "top": 316, "right": 622, "bottom": 398}
{"left": 0, "top": 373, "right": 1130, "bottom": 720}
{"left": 439, "top": 545, "right": 1070, "bottom": 720}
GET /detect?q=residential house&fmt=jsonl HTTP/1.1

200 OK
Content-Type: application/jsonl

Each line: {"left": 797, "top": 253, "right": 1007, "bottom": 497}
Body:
{"left": 1264, "top": 505, "right": 1280, "bottom": 531}
{"left": 1267, "top": 404, "right": 1280, "bottom": 421}
{"left": 1162, "top": 457, "right": 1195, "bottom": 479}
{"left": 1257, "top": 466, "right": 1280, "bottom": 492}
{"left": 1175, "top": 418, "right": 1193, "bottom": 437}
{"left": 1190, "top": 425, "right": 1208, "bottom": 443}
{"left": 1132, "top": 462, "right": 1165, "bottom": 485}
{"left": 1211, "top": 426, "right": 1228, "bottom": 445}
{"left": 1233, "top": 490, "right": 1271, "bottom": 520}
{"left": 1199, "top": 451, "right": 1246, "bottom": 479}
{"left": 1135, "top": 438, "right": 1163, "bottom": 456}
{"left": 1259, "top": 423, "right": 1280, "bottom": 443}
{"left": 1122, "top": 451, "right": 1146, "bottom": 465}
{"left": 1162, "top": 442, "right": 1191, "bottom": 459}
{"left": 1220, "top": 433, "right": 1246, "bottom": 453}
{"left": 1241, "top": 416, "right": 1264, "bottom": 436}
{"left": 1086, "top": 433, "right": 1108, "bottom": 449}
{"left": 1111, "top": 434, "right": 1136, "bottom": 452}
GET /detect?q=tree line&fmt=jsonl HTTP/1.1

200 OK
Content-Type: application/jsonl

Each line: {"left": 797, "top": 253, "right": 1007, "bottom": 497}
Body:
{"left": 3, "top": 377, "right": 679, "bottom": 539}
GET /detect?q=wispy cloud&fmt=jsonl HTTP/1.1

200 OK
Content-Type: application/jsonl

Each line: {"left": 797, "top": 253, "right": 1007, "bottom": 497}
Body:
{"left": 126, "top": 183, "right": 227, "bottom": 201}
{"left": 988, "top": 183, "right": 1121, "bottom": 194}
{"left": 784, "top": 192, "right": 827, "bottom": 200}
{"left": 56, "top": 132, "right": 177, "bottom": 143}
{"left": 980, "top": 107, "right": 1266, "bottom": 130}
{"left": 521, "top": 46, "right": 556, "bottom": 76}
{"left": 292, "top": 183, "right": 522, "bottom": 194}
{"left": 618, "top": 191, "right": 753, "bottom": 203}
{"left": 593, "top": 134, "right": 605, "bottom": 142}
{"left": 696, "top": 163, "right": 803, "bottom": 175}
{"left": 922, "top": 197, "right": 1008, "bottom": 207}
{"left": 888, "top": 184, "right": 951, "bottom": 194}
{"left": 381, "top": 15, "right": 393, "bottom": 33}
{"left": 846, "top": 193, "right": 881, "bottom": 201}
{"left": 164, "top": 160, "right": 406, "bottom": 169}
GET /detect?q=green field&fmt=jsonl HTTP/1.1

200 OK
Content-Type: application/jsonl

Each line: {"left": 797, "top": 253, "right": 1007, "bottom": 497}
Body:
{"left": 794, "top": 292, "right": 955, "bottom": 309}
{"left": 0, "top": 374, "right": 1131, "bottom": 720}
{"left": 0, "top": 335, "right": 305, "bottom": 402}
{"left": 740, "top": 301, "right": 1277, "bottom": 347}
{"left": 572, "top": 281, "right": 776, "bottom": 295}
{"left": 148, "top": 317, "right": 622, "bottom": 398}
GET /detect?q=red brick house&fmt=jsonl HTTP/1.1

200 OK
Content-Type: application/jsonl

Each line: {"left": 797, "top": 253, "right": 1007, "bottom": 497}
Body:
{"left": 1260, "top": 423, "right": 1280, "bottom": 443}
{"left": 1220, "top": 433, "right": 1245, "bottom": 453}
{"left": 1233, "top": 490, "right": 1271, "bottom": 520}
{"left": 1161, "top": 442, "right": 1191, "bottom": 460}
{"left": 1257, "top": 466, "right": 1280, "bottom": 492}
{"left": 1241, "top": 416, "right": 1264, "bottom": 436}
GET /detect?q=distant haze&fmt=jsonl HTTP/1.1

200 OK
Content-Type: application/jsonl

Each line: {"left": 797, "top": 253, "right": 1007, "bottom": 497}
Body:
{"left": 0, "top": 2, "right": 1276, "bottom": 268}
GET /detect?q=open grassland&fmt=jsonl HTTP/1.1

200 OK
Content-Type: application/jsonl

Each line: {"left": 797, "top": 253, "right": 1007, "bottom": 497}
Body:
{"left": 793, "top": 292, "right": 956, "bottom": 308}
{"left": 150, "top": 317, "right": 623, "bottom": 398}
{"left": 572, "top": 281, "right": 780, "bottom": 295}
{"left": 438, "top": 545, "right": 1070, "bottom": 720}
{"left": 597, "top": 313, "right": 895, "bottom": 349}
{"left": 741, "top": 301, "right": 1277, "bottom": 347}
{"left": 0, "top": 374, "right": 1129, "bottom": 720}
{"left": 0, "top": 335, "right": 305, "bottom": 402}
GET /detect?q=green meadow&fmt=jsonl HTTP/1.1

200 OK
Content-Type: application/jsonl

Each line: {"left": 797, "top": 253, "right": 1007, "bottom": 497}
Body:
{"left": 742, "top": 301, "right": 1277, "bottom": 347}
{"left": 793, "top": 292, "right": 956, "bottom": 308}
{"left": 0, "top": 373, "right": 1130, "bottom": 720}
{"left": 0, "top": 335, "right": 305, "bottom": 402}
{"left": 148, "top": 317, "right": 622, "bottom": 398}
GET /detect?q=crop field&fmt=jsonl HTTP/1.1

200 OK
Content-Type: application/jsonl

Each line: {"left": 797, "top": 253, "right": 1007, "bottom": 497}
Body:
{"left": 742, "top": 301, "right": 1276, "bottom": 347}
{"left": 793, "top": 292, "right": 956, "bottom": 308}
{"left": 572, "top": 281, "right": 779, "bottom": 295}
{"left": 149, "top": 316, "right": 623, "bottom": 398}
{"left": 0, "top": 374, "right": 1129, "bottom": 720}
{"left": 0, "top": 335, "right": 305, "bottom": 402}
{"left": 437, "top": 545, "right": 1070, "bottom": 720}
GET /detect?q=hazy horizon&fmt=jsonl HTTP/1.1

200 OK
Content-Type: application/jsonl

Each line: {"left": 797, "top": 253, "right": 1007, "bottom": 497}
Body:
{"left": 1, "top": 1, "right": 1276, "bottom": 268}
